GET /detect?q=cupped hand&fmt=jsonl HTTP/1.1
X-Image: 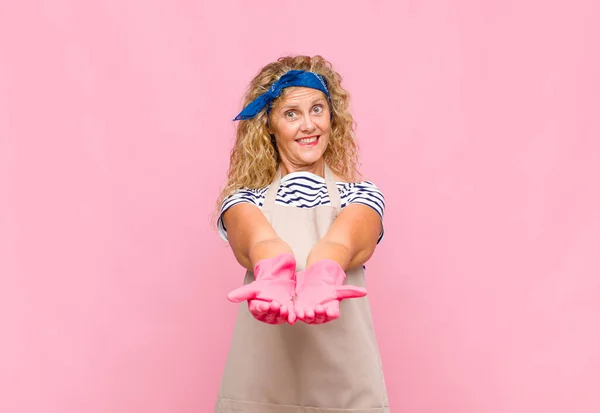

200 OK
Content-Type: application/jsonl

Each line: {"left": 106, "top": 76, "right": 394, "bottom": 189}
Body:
{"left": 227, "top": 253, "right": 297, "bottom": 325}
{"left": 228, "top": 278, "right": 296, "bottom": 324}
{"left": 294, "top": 260, "right": 367, "bottom": 324}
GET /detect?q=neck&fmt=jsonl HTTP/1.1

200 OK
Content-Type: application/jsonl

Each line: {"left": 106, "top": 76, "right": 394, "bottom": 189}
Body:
{"left": 279, "top": 159, "right": 325, "bottom": 178}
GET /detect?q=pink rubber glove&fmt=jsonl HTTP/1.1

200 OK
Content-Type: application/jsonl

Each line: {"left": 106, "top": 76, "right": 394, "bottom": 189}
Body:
{"left": 294, "top": 259, "right": 367, "bottom": 324}
{"left": 227, "top": 253, "right": 297, "bottom": 325}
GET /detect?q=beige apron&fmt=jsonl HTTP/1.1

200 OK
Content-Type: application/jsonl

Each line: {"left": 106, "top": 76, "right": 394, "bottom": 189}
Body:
{"left": 215, "top": 164, "right": 389, "bottom": 413}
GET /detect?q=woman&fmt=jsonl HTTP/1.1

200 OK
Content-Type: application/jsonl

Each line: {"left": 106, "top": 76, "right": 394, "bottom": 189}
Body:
{"left": 214, "top": 55, "right": 390, "bottom": 412}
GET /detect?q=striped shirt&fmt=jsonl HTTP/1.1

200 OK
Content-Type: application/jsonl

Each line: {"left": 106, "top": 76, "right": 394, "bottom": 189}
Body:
{"left": 217, "top": 171, "right": 385, "bottom": 243}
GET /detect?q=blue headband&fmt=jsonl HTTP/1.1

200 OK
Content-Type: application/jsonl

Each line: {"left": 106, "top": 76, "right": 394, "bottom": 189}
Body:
{"left": 233, "top": 70, "right": 330, "bottom": 121}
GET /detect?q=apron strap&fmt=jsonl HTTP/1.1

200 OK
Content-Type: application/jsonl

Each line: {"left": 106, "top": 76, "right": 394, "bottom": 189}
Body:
{"left": 324, "top": 163, "right": 341, "bottom": 209}
{"left": 263, "top": 166, "right": 282, "bottom": 209}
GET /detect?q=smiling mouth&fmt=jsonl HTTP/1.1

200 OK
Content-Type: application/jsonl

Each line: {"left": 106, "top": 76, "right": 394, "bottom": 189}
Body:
{"left": 296, "top": 136, "right": 319, "bottom": 145}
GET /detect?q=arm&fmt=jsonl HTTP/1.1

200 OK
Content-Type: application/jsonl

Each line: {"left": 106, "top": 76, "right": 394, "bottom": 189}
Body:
{"left": 294, "top": 203, "right": 379, "bottom": 323}
{"left": 306, "top": 203, "right": 382, "bottom": 271}
{"left": 222, "top": 203, "right": 293, "bottom": 271}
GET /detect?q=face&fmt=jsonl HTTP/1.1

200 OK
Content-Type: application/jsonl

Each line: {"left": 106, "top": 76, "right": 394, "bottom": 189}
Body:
{"left": 267, "top": 87, "right": 331, "bottom": 176}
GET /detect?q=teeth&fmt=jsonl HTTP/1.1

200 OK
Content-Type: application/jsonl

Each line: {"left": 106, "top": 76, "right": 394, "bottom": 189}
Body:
{"left": 298, "top": 137, "right": 318, "bottom": 144}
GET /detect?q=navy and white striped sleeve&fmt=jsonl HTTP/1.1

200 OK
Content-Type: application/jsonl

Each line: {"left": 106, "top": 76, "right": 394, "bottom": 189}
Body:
{"left": 341, "top": 181, "right": 386, "bottom": 243}
{"left": 217, "top": 187, "right": 267, "bottom": 242}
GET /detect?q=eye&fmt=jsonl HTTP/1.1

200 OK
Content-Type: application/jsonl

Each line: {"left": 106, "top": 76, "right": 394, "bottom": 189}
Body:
{"left": 313, "top": 105, "right": 323, "bottom": 114}
{"left": 284, "top": 110, "right": 297, "bottom": 119}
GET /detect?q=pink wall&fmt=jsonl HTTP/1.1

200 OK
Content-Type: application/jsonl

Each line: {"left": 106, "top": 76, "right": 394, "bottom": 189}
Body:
{"left": 1, "top": 1, "right": 599, "bottom": 412}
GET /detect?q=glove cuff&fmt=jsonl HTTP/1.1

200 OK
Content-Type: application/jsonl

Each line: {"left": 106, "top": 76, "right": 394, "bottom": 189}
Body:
{"left": 253, "top": 253, "right": 297, "bottom": 281}
{"left": 301, "top": 259, "right": 347, "bottom": 287}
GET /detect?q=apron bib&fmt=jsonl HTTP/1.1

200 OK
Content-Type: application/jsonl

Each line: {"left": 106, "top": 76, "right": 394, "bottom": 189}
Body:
{"left": 215, "top": 164, "right": 389, "bottom": 413}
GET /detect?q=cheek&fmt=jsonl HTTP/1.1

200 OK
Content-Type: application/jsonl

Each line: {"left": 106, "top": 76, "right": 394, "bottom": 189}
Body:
{"left": 282, "top": 125, "right": 298, "bottom": 141}
{"left": 318, "top": 119, "right": 332, "bottom": 134}
{"left": 274, "top": 123, "right": 297, "bottom": 144}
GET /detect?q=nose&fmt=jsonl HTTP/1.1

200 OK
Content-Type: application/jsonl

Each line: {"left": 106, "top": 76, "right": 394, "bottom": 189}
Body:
{"left": 300, "top": 113, "right": 316, "bottom": 132}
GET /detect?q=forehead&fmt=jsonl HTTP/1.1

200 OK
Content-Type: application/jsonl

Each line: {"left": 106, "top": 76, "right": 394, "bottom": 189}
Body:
{"left": 278, "top": 87, "right": 327, "bottom": 105}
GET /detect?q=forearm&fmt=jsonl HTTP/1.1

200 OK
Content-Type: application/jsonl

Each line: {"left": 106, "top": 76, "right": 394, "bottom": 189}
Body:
{"left": 247, "top": 237, "right": 294, "bottom": 269}
{"left": 306, "top": 204, "right": 380, "bottom": 271}
{"left": 306, "top": 240, "right": 355, "bottom": 271}
{"left": 224, "top": 203, "right": 294, "bottom": 271}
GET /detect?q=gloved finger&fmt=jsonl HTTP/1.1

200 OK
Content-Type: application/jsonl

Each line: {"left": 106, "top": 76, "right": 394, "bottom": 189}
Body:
{"left": 247, "top": 301, "right": 259, "bottom": 317}
{"left": 258, "top": 301, "right": 271, "bottom": 313}
{"left": 264, "top": 312, "right": 279, "bottom": 324}
{"left": 304, "top": 308, "right": 316, "bottom": 323}
{"left": 248, "top": 300, "right": 259, "bottom": 313}
{"left": 335, "top": 285, "right": 367, "bottom": 300}
{"left": 275, "top": 308, "right": 288, "bottom": 323}
{"left": 294, "top": 304, "right": 305, "bottom": 321}
{"left": 269, "top": 301, "right": 282, "bottom": 314}
{"left": 288, "top": 308, "right": 297, "bottom": 325}
{"left": 227, "top": 283, "right": 260, "bottom": 303}
{"left": 279, "top": 304, "right": 294, "bottom": 325}
{"left": 314, "top": 305, "right": 326, "bottom": 316}
{"left": 314, "top": 313, "right": 326, "bottom": 324}
{"left": 278, "top": 304, "right": 289, "bottom": 319}
{"left": 285, "top": 301, "right": 296, "bottom": 324}
{"left": 249, "top": 308, "right": 267, "bottom": 322}
{"left": 268, "top": 303, "right": 284, "bottom": 324}
{"left": 313, "top": 305, "right": 326, "bottom": 324}
{"left": 326, "top": 303, "right": 340, "bottom": 319}
{"left": 249, "top": 300, "right": 268, "bottom": 317}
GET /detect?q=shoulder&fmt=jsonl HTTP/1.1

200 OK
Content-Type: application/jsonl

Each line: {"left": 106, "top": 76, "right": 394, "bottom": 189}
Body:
{"left": 336, "top": 178, "right": 386, "bottom": 244}
{"left": 217, "top": 186, "right": 269, "bottom": 242}
{"left": 333, "top": 172, "right": 384, "bottom": 196}
{"left": 220, "top": 186, "right": 269, "bottom": 212}
{"left": 337, "top": 179, "right": 385, "bottom": 218}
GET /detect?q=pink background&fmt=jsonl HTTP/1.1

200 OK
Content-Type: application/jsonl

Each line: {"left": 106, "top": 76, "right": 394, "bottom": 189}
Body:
{"left": 1, "top": 1, "right": 599, "bottom": 412}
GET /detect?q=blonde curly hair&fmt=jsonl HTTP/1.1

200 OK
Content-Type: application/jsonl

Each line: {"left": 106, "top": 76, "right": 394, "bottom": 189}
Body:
{"left": 214, "top": 55, "right": 362, "bottom": 225}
